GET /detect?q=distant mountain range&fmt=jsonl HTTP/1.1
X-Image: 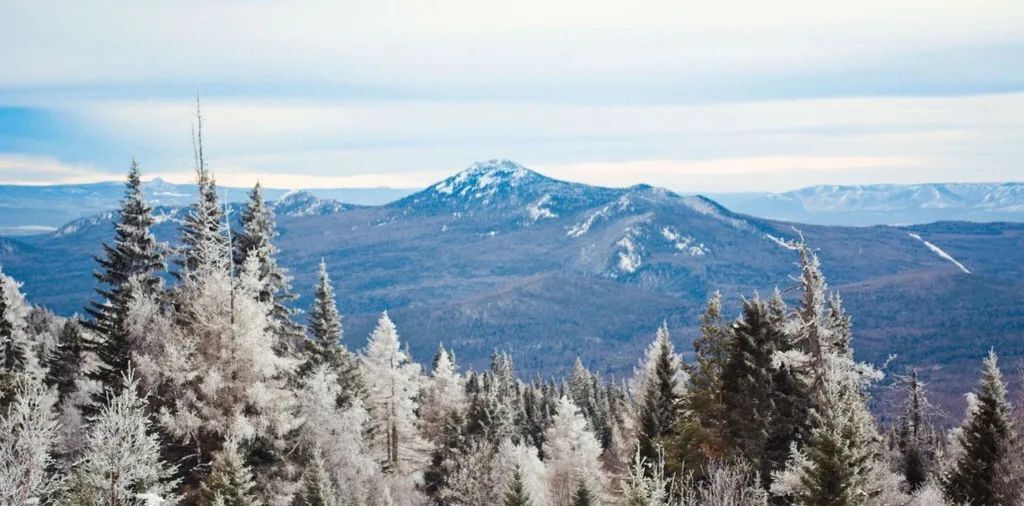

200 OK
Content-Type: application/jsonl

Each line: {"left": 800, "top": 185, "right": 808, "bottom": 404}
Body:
{"left": 1, "top": 160, "right": 1021, "bottom": 415}
{"left": 2, "top": 177, "right": 1022, "bottom": 235}
{"left": 711, "top": 182, "right": 1024, "bottom": 226}
{"left": 0, "top": 178, "right": 414, "bottom": 234}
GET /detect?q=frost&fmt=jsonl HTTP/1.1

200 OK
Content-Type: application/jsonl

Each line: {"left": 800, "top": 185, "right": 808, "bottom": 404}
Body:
{"left": 616, "top": 236, "right": 641, "bottom": 273}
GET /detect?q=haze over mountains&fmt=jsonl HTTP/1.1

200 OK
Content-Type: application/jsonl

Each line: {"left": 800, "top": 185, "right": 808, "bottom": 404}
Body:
{"left": 2, "top": 173, "right": 1022, "bottom": 235}
{"left": 1, "top": 160, "right": 1021, "bottom": 414}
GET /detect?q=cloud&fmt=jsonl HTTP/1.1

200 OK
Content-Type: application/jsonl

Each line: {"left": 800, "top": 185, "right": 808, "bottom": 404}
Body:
{"left": 0, "top": 154, "right": 122, "bottom": 184}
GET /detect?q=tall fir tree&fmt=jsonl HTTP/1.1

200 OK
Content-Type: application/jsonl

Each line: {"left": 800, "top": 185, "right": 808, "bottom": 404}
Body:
{"left": 895, "top": 370, "right": 936, "bottom": 492}
{"left": 502, "top": 466, "right": 533, "bottom": 506}
{"left": 943, "top": 351, "right": 1017, "bottom": 506}
{"left": 721, "top": 296, "right": 784, "bottom": 483}
{"left": 176, "top": 101, "right": 229, "bottom": 280}
{"left": 200, "top": 437, "right": 261, "bottom": 506}
{"left": 291, "top": 448, "right": 338, "bottom": 506}
{"left": 43, "top": 319, "right": 87, "bottom": 405}
{"left": 634, "top": 323, "right": 683, "bottom": 473}
{"left": 0, "top": 375, "right": 61, "bottom": 504}
{"left": 67, "top": 371, "right": 178, "bottom": 505}
{"left": 234, "top": 182, "right": 304, "bottom": 355}
{"left": 302, "top": 260, "right": 361, "bottom": 406}
{"left": 0, "top": 266, "right": 34, "bottom": 379}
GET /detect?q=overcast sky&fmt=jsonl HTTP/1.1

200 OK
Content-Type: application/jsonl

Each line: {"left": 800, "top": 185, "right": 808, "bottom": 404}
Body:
{"left": 0, "top": 0, "right": 1021, "bottom": 192}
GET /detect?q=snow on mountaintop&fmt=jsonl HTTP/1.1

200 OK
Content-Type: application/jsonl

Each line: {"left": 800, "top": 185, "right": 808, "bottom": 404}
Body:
{"left": 429, "top": 159, "right": 541, "bottom": 199}
{"left": 273, "top": 190, "right": 354, "bottom": 217}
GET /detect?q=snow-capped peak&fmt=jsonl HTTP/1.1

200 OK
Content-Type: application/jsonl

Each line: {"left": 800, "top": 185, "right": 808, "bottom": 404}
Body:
{"left": 430, "top": 160, "right": 541, "bottom": 198}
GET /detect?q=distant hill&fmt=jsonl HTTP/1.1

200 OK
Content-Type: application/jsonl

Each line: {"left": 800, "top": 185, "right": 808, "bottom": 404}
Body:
{"left": 0, "top": 178, "right": 414, "bottom": 232}
{"left": 711, "top": 182, "right": 1024, "bottom": 226}
{"left": 1, "top": 160, "right": 1021, "bottom": 415}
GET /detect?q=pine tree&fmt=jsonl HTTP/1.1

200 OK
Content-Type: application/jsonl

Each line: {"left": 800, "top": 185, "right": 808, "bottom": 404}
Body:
{"left": 571, "top": 481, "right": 593, "bottom": 506}
{"left": 503, "top": 466, "right": 533, "bottom": 506}
{"left": 721, "top": 296, "right": 784, "bottom": 482}
{"left": 302, "top": 260, "right": 361, "bottom": 407}
{"left": 684, "top": 293, "right": 730, "bottom": 448}
{"left": 292, "top": 448, "right": 338, "bottom": 506}
{"left": 633, "top": 323, "right": 683, "bottom": 471}
{"left": 234, "top": 182, "right": 303, "bottom": 355}
{"left": 543, "top": 396, "right": 605, "bottom": 505}
{"left": 0, "top": 375, "right": 61, "bottom": 504}
{"left": 201, "top": 437, "right": 261, "bottom": 506}
{"left": 943, "top": 351, "right": 1016, "bottom": 506}
{"left": 895, "top": 370, "right": 935, "bottom": 492}
{"left": 176, "top": 104, "right": 229, "bottom": 280}
{"left": 360, "top": 312, "right": 426, "bottom": 477}
{"left": 84, "top": 159, "right": 165, "bottom": 400}
{"left": 43, "top": 319, "right": 86, "bottom": 405}
{"left": 0, "top": 266, "right": 34, "bottom": 378}
{"left": 67, "top": 371, "right": 177, "bottom": 505}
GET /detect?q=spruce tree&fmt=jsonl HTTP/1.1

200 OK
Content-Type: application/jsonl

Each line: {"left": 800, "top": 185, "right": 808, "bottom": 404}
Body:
{"left": 201, "top": 438, "right": 261, "bottom": 506}
{"left": 234, "top": 182, "right": 304, "bottom": 355}
{"left": 635, "top": 324, "right": 682, "bottom": 472}
{"left": 176, "top": 105, "right": 229, "bottom": 280}
{"left": 721, "top": 296, "right": 782, "bottom": 482}
{"left": 943, "top": 351, "right": 1016, "bottom": 506}
{"left": 302, "top": 260, "right": 361, "bottom": 406}
{"left": 292, "top": 449, "right": 338, "bottom": 506}
{"left": 0, "top": 266, "right": 33, "bottom": 377}
{"left": 43, "top": 319, "right": 87, "bottom": 405}
{"left": 84, "top": 160, "right": 165, "bottom": 400}
{"left": 571, "top": 481, "right": 593, "bottom": 506}
{"left": 503, "top": 466, "right": 533, "bottom": 506}
{"left": 896, "top": 370, "right": 935, "bottom": 492}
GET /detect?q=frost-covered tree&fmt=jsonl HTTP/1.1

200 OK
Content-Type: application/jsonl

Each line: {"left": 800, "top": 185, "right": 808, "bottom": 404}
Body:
{"left": 360, "top": 312, "right": 427, "bottom": 482}
{"left": 301, "top": 260, "right": 361, "bottom": 407}
{"left": 44, "top": 319, "right": 87, "bottom": 405}
{"left": 200, "top": 437, "right": 260, "bottom": 506}
{"left": 291, "top": 448, "right": 338, "bottom": 506}
{"left": 943, "top": 351, "right": 1017, "bottom": 506}
{"left": 294, "top": 365, "right": 378, "bottom": 504}
{"left": 543, "top": 396, "right": 606, "bottom": 505}
{"left": 0, "top": 376, "right": 61, "bottom": 504}
{"left": 633, "top": 323, "right": 684, "bottom": 472}
{"left": 419, "top": 343, "right": 465, "bottom": 444}
{"left": 504, "top": 466, "right": 533, "bottom": 506}
{"left": 85, "top": 160, "right": 165, "bottom": 400}
{"left": 67, "top": 371, "right": 177, "bottom": 505}
{"left": 152, "top": 250, "right": 298, "bottom": 492}
{"left": 0, "top": 266, "right": 36, "bottom": 379}
{"left": 620, "top": 448, "right": 673, "bottom": 506}
{"left": 234, "top": 182, "right": 303, "bottom": 355}
{"left": 895, "top": 370, "right": 937, "bottom": 492}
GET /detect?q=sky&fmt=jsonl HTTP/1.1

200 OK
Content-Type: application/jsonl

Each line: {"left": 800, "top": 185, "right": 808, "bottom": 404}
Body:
{"left": 0, "top": 0, "right": 1022, "bottom": 193}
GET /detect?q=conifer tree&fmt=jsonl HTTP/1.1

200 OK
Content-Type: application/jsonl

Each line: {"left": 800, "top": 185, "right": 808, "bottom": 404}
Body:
{"left": 234, "top": 182, "right": 304, "bottom": 354}
{"left": 292, "top": 449, "right": 338, "bottom": 506}
{"left": 633, "top": 323, "right": 683, "bottom": 472}
{"left": 419, "top": 343, "right": 465, "bottom": 444}
{"left": 43, "top": 319, "right": 86, "bottom": 405}
{"left": 721, "top": 296, "right": 782, "bottom": 481}
{"left": 896, "top": 370, "right": 935, "bottom": 492}
{"left": 360, "top": 312, "right": 427, "bottom": 478}
{"left": 943, "top": 351, "right": 1016, "bottom": 506}
{"left": 0, "top": 267, "right": 34, "bottom": 378}
{"left": 683, "top": 292, "right": 730, "bottom": 447}
{"left": 67, "top": 371, "right": 177, "bottom": 505}
{"left": 0, "top": 375, "right": 61, "bottom": 504}
{"left": 543, "top": 396, "right": 605, "bottom": 505}
{"left": 85, "top": 159, "right": 165, "bottom": 399}
{"left": 177, "top": 103, "right": 229, "bottom": 280}
{"left": 200, "top": 437, "right": 261, "bottom": 506}
{"left": 503, "top": 466, "right": 533, "bottom": 506}
{"left": 302, "top": 260, "right": 361, "bottom": 406}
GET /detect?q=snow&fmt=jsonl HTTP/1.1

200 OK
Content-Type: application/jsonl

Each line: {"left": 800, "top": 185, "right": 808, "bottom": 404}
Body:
{"left": 429, "top": 159, "right": 535, "bottom": 200}
{"left": 907, "top": 233, "right": 971, "bottom": 274}
{"left": 765, "top": 233, "right": 800, "bottom": 250}
{"left": 682, "top": 196, "right": 752, "bottom": 230}
{"left": 526, "top": 194, "right": 558, "bottom": 222}
{"left": 616, "top": 236, "right": 641, "bottom": 273}
{"left": 660, "top": 226, "right": 707, "bottom": 256}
